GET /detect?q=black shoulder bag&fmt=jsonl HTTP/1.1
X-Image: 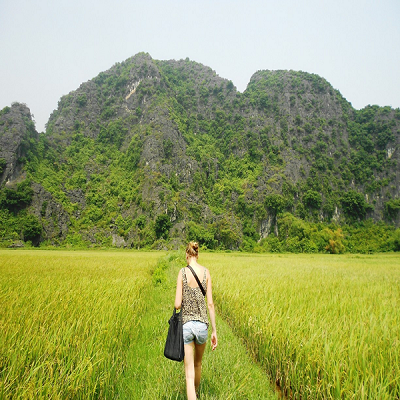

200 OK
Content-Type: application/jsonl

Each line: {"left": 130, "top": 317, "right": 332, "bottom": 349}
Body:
{"left": 164, "top": 308, "right": 184, "bottom": 362}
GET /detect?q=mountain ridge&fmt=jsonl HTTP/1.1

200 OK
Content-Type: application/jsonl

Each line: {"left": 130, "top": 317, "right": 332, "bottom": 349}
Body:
{"left": 1, "top": 53, "right": 399, "bottom": 251}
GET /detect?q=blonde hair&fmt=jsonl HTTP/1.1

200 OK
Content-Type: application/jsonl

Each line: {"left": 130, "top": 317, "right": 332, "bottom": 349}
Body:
{"left": 186, "top": 241, "right": 199, "bottom": 257}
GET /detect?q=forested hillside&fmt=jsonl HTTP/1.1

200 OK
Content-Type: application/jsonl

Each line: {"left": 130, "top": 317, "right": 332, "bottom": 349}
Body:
{"left": 1, "top": 53, "right": 400, "bottom": 252}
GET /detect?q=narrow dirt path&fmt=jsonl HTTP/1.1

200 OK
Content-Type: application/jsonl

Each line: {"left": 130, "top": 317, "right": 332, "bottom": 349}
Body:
{"left": 118, "top": 254, "right": 278, "bottom": 399}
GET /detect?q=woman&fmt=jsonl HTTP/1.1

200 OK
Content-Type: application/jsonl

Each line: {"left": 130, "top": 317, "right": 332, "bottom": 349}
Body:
{"left": 174, "top": 242, "right": 218, "bottom": 400}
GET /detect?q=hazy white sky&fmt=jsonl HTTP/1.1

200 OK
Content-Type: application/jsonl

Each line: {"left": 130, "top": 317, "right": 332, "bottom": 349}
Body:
{"left": 1, "top": 0, "right": 399, "bottom": 132}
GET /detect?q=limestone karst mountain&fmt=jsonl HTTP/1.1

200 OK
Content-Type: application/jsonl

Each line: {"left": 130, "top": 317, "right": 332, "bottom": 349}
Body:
{"left": 1, "top": 53, "right": 399, "bottom": 250}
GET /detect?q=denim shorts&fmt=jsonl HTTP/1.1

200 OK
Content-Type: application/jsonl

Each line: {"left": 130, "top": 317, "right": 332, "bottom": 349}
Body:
{"left": 183, "top": 321, "right": 208, "bottom": 345}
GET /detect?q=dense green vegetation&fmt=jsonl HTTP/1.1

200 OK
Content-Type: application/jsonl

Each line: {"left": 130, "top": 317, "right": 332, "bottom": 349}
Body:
{"left": 0, "top": 54, "right": 399, "bottom": 251}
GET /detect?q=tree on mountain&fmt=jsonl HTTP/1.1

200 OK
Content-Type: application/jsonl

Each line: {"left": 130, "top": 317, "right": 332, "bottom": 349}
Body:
{"left": 384, "top": 199, "right": 400, "bottom": 221}
{"left": 0, "top": 158, "right": 6, "bottom": 175}
{"left": 341, "top": 190, "right": 373, "bottom": 222}
{"left": 265, "top": 194, "right": 291, "bottom": 236}
{"left": 0, "top": 179, "right": 33, "bottom": 213}
{"left": 155, "top": 214, "right": 172, "bottom": 240}
{"left": 22, "top": 214, "right": 42, "bottom": 245}
{"left": 265, "top": 194, "right": 288, "bottom": 216}
{"left": 303, "top": 190, "right": 322, "bottom": 210}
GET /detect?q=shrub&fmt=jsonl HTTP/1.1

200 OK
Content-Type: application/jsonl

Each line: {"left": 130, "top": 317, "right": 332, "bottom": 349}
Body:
{"left": 0, "top": 179, "right": 33, "bottom": 212}
{"left": 214, "top": 214, "right": 242, "bottom": 250}
{"left": 343, "top": 221, "right": 395, "bottom": 253}
{"left": 22, "top": 214, "right": 42, "bottom": 244}
{"left": 135, "top": 215, "right": 146, "bottom": 230}
{"left": 259, "top": 235, "right": 282, "bottom": 253}
{"left": 186, "top": 221, "right": 217, "bottom": 249}
{"left": 384, "top": 199, "right": 400, "bottom": 220}
{"left": 76, "top": 93, "right": 87, "bottom": 107}
{"left": 303, "top": 190, "right": 322, "bottom": 209}
{"left": 324, "top": 228, "right": 345, "bottom": 254}
{"left": 0, "top": 158, "right": 6, "bottom": 175}
{"left": 265, "top": 194, "right": 288, "bottom": 216}
{"left": 389, "top": 229, "right": 400, "bottom": 251}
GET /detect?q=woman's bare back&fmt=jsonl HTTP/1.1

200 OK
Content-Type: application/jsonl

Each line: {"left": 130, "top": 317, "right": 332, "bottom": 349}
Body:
{"left": 185, "top": 264, "right": 206, "bottom": 289}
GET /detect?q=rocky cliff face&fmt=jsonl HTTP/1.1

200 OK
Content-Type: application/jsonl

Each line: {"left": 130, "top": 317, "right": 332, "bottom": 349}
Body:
{"left": 0, "top": 103, "right": 38, "bottom": 185}
{"left": 244, "top": 70, "right": 400, "bottom": 224}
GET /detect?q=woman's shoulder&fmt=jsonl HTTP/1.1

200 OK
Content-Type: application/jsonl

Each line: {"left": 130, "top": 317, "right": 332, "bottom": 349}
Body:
{"left": 197, "top": 264, "right": 209, "bottom": 280}
{"left": 186, "top": 264, "right": 207, "bottom": 278}
{"left": 195, "top": 263, "right": 207, "bottom": 273}
{"left": 178, "top": 268, "right": 185, "bottom": 278}
{"left": 192, "top": 260, "right": 204, "bottom": 268}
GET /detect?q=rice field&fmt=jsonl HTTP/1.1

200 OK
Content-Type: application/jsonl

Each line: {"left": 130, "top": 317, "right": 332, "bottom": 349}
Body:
{"left": 0, "top": 250, "right": 277, "bottom": 399}
{"left": 0, "top": 250, "right": 160, "bottom": 399}
{"left": 203, "top": 252, "right": 400, "bottom": 399}
{"left": 1, "top": 250, "right": 399, "bottom": 399}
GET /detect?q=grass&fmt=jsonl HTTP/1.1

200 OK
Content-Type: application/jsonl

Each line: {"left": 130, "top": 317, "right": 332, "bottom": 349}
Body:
{"left": 2, "top": 249, "right": 398, "bottom": 399}
{"left": 202, "top": 252, "right": 400, "bottom": 399}
{"left": 0, "top": 250, "right": 277, "bottom": 399}
{"left": 0, "top": 250, "right": 161, "bottom": 399}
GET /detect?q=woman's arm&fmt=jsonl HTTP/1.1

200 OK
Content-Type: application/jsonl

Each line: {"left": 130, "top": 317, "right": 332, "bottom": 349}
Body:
{"left": 206, "top": 269, "right": 218, "bottom": 350}
{"left": 174, "top": 269, "right": 183, "bottom": 309}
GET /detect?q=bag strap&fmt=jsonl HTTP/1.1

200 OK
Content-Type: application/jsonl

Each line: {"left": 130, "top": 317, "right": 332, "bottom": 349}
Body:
{"left": 186, "top": 265, "right": 206, "bottom": 297}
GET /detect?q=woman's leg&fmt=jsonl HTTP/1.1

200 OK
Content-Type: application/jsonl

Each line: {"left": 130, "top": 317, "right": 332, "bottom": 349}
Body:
{"left": 194, "top": 342, "right": 207, "bottom": 393}
{"left": 184, "top": 342, "right": 196, "bottom": 400}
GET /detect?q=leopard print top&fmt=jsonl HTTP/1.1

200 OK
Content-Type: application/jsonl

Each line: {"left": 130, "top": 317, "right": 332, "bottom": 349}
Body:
{"left": 181, "top": 267, "right": 208, "bottom": 326}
